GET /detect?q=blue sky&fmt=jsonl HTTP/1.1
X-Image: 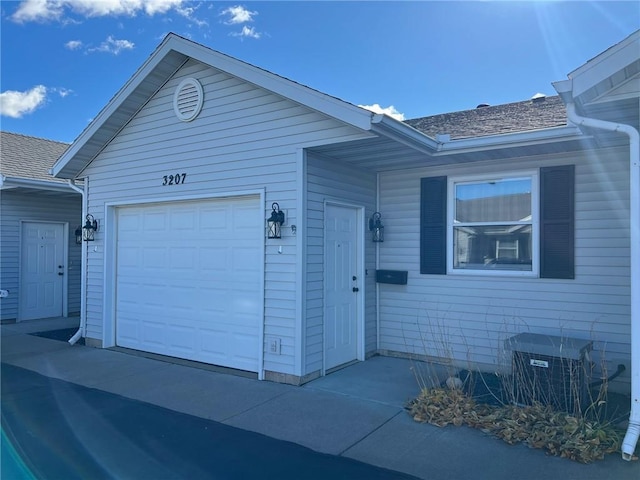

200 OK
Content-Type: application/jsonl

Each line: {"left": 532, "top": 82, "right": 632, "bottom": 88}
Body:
{"left": 1, "top": 1, "right": 638, "bottom": 143}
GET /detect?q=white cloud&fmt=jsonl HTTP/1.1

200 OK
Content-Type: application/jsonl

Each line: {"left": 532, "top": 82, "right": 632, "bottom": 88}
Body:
{"left": 53, "top": 87, "right": 73, "bottom": 98}
{"left": 10, "top": 0, "right": 64, "bottom": 23}
{"left": 230, "top": 25, "right": 261, "bottom": 40}
{"left": 88, "top": 35, "right": 135, "bottom": 55}
{"left": 359, "top": 103, "right": 405, "bottom": 121}
{"left": 10, "top": 0, "right": 190, "bottom": 23}
{"left": 0, "top": 85, "right": 48, "bottom": 118}
{"left": 65, "top": 39, "right": 83, "bottom": 50}
{"left": 176, "top": 3, "right": 208, "bottom": 27}
{"left": 220, "top": 5, "right": 257, "bottom": 25}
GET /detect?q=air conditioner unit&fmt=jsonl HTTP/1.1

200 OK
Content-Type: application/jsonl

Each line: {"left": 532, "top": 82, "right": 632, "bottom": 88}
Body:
{"left": 504, "top": 333, "right": 592, "bottom": 415}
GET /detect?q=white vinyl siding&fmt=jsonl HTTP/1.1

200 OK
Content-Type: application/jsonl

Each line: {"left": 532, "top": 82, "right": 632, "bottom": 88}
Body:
{"left": 377, "top": 147, "right": 631, "bottom": 391}
{"left": 0, "top": 191, "right": 82, "bottom": 321}
{"left": 80, "top": 59, "right": 366, "bottom": 376}
{"left": 305, "top": 152, "right": 377, "bottom": 375}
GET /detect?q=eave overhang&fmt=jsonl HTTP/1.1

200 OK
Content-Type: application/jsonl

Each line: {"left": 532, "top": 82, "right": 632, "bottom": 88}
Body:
{"left": 311, "top": 118, "right": 591, "bottom": 173}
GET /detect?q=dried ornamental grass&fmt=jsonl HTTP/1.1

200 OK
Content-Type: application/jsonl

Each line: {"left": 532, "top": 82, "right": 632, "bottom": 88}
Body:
{"left": 407, "top": 387, "right": 626, "bottom": 463}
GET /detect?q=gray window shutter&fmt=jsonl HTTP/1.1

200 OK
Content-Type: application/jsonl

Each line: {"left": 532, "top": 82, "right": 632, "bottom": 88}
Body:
{"left": 540, "top": 165, "right": 575, "bottom": 279}
{"left": 420, "top": 176, "right": 447, "bottom": 274}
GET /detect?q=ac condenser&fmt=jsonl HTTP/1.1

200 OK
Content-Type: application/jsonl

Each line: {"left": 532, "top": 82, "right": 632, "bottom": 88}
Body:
{"left": 505, "top": 333, "right": 592, "bottom": 415}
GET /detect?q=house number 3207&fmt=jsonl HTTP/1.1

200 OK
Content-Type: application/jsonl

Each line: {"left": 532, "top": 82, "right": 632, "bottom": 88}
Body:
{"left": 162, "top": 173, "right": 187, "bottom": 186}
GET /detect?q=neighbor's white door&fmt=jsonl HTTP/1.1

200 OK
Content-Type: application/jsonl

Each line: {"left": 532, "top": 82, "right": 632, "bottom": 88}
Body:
{"left": 115, "top": 196, "right": 263, "bottom": 372}
{"left": 20, "top": 222, "right": 65, "bottom": 320}
{"left": 325, "top": 204, "right": 360, "bottom": 370}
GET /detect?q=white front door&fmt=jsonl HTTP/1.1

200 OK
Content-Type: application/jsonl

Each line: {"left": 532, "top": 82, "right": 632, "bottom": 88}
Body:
{"left": 325, "top": 204, "right": 361, "bottom": 370}
{"left": 20, "top": 222, "right": 65, "bottom": 320}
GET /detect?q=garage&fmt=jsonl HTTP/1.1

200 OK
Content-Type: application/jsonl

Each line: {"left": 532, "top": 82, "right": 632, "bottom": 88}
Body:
{"left": 115, "top": 196, "right": 263, "bottom": 372}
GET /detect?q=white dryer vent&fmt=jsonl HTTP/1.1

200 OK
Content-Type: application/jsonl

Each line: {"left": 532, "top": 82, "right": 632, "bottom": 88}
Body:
{"left": 173, "top": 78, "right": 204, "bottom": 122}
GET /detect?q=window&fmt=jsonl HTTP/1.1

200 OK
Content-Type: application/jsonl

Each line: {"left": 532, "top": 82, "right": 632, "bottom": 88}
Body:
{"left": 451, "top": 175, "right": 536, "bottom": 273}
{"left": 420, "top": 165, "right": 574, "bottom": 279}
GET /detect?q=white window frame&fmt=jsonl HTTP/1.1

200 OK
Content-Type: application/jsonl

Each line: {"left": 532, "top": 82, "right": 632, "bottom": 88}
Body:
{"left": 447, "top": 171, "right": 539, "bottom": 277}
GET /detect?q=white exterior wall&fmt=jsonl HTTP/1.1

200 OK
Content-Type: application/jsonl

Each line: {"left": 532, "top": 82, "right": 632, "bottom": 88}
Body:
{"left": 377, "top": 147, "right": 631, "bottom": 391}
{"left": 80, "top": 59, "right": 366, "bottom": 376}
{"left": 0, "top": 190, "right": 82, "bottom": 321}
{"left": 304, "top": 152, "right": 377, "bottom": 375}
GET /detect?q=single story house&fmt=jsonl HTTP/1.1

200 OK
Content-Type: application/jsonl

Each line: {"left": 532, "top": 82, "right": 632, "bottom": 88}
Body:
{"left": 0, "top": 131, "right": 82, "bottom": 322}
{"left": 51, "top": 32, "right": 638, "bottom": 454}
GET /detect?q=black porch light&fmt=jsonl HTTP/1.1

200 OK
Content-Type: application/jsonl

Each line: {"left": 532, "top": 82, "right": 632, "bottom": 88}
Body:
{"left": 369, "top": 212, "right": 384, "bottom": 243}
{"left": 74, "top": 226, "right": 83, "bottom": 245}
{"left": 82, "top": 214, "right": 98, "bottom": 242}
{"left": 267, "top": 202, "right": 285, "bottom": 239}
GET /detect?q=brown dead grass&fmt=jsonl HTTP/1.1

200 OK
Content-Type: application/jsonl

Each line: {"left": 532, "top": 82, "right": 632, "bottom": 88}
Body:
{"left": 407, "top": 387, "right": 629, "bottom": 463}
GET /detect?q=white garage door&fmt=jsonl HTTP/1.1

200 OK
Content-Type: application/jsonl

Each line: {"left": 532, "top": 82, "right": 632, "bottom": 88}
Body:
{"left": 115, "top": 196, "right": 263, "bottom": 372}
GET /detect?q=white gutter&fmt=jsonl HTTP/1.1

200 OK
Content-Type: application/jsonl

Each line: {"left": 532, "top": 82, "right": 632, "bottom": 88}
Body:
{"left": 67, "top": 179, "right": 87, "bottom": 346}
{"left": 564, "top": 102, "right": 640, "bottom": 461}
{"left": 0, "top": 176, "right": 81, "bottom": 193}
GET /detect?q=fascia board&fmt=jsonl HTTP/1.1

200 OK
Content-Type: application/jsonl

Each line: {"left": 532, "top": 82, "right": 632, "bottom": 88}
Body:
{"left": 0, "top": 176, "right": 81, "bottom": 193}
{"left": 370, "top": 114, "right": 440, "bottom": 154}
{"left": 173, "top": 38, "right": 373, "bottom": 131}
{"left": 569, "top": 30, "right": 640, "bottom": 98}
{"left": 434, "top": 126, "right": 585, "bottom": 155}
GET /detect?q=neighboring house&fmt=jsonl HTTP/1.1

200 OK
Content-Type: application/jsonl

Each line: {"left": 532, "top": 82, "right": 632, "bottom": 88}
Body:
{"left": 51, "top": 31, "right": 638, "bottom": 399}
{"left": 0, "top": 132, "right": 82, "bottom": 322}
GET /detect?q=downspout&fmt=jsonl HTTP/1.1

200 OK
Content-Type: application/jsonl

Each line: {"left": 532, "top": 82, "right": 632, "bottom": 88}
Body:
{"left": 375, "top": 173, "right": 381, "bottom": 352}
{"left": 565, "top": 102, "right": 640, "bottom": 461}
{"left": 67, "top": 179, "right": 87, "bottom": 345}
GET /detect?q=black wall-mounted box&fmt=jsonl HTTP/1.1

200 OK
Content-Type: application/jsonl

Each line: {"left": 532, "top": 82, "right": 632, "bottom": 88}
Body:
{"left": 376, "top": 270, "right": 408, "bottom": 285}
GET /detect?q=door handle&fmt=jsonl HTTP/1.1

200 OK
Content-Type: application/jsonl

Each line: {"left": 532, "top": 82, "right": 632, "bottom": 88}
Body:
{"left": 352, "top": 287, "right": 359, "bottom": 292}
{"left": 58, "top": 272, "right": 64, "bottom": 276}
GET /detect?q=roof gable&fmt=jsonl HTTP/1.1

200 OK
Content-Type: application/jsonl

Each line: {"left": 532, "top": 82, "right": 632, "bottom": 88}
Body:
{"left": 553, "top": 30, "right": 639, "bottom": 128}
{"left": 567, "top": 29, "right": 640, "bottom": 101}
{"left": 52, "top": 33, "right": 373, "bottom": 179}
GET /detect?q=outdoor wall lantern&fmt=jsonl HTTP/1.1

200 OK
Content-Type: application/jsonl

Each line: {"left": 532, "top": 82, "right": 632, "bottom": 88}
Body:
{"left": 267, "top": 202, "right": 285, "bottom": 239}
{"left": 74, "top": 226, "right": 83, "bottom": 245}
{"left": 82, "top": 214, "right": 99, "bottom": 242}
{"left": 369, "top": 212, "right": 384, "bottom": 243}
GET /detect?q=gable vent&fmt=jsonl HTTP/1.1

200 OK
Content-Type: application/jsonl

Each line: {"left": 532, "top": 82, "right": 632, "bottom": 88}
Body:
{"left": 173, "top": 78, "right": 204, "bottom": 122}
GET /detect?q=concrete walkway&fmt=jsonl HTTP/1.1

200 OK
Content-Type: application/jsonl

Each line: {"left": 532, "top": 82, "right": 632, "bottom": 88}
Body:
{"left": 2, "top": 318, "right": 639, "bottom": 479}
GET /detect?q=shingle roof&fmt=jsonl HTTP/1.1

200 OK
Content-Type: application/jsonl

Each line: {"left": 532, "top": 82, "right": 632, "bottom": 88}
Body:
{"left": 404, "top": 95, "right": 567, "bottom": 140}
{"left": 1, "top": 131, "right": 70, "bottom": 183}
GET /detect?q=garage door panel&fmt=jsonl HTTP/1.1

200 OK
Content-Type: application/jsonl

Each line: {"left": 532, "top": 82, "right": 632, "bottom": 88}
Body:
{"left": 144, "top": 210, "right": 168, "bottom": 231}
{"left": 141, "top": 320, "right": 165, "bottom": 347}
{"left": 200, "top": 247, "right": 229, "bottom": 272}
{"left": 232, "top": 247, "right": 260, "bottom": 271}
{"left": 170, "top": 207, "right": 197, "bottom": 229}
{"left": 169, "top": 247, "right": 196, "bottom": 269}
{"left": 143, "top": 248, "right": 168, "bottom": 269}
{"left": 167, "top": 286, "right": 201, "bottom": 309}
{"left": 168, "top": 325, "right": 196, "bottom": 352}
{"left": 117, "top": 316, "right": 139, "bottom": 342}
{"left": 116, "top": 196, "right": 262, "bottom": 372}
